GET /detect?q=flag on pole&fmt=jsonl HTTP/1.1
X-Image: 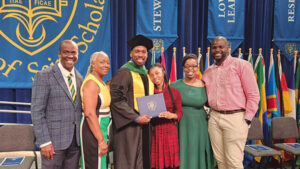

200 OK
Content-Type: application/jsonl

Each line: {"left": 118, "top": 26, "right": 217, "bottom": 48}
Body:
{"left": 277, "top": 51, "right": 292, "bottom": 116}
{"left": 254, "top": 49, "right": 269, "bottom": 145}
{"left": 266, "top": 49, "right": 281, "bottom": 129}
{"left": 169, "top": 47, "right": 177, "bottom": 84}
{"left": 161, "top": 47, "right": 166, "bottom": 71}
{"left": 151, "top": 48, "right": 155, "bottom": 67}
{"left": 285, "top": 55, "right": 296, "bottom": 119}
{"left": 196, "top": 48, "right": 204, "bottom": 79}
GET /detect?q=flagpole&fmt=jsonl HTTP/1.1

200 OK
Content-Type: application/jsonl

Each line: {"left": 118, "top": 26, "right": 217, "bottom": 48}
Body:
{"left": 207, "top": 47, "right": 210, "bottom": 68}
{"left": 259, "top": 48, "right": 262, "bottom": 57}
{"left": 270, "top": 48, "right": 273, "bottom": 64}
{"left": 198, "top": 47, "right": 201, "bottom": 64}
{"left": 183, "top": 47, "right": 186, "bottom": 57}
{"left": 238, "top": 48, "right": 241, "bottom": 58}
{"left": 278, "top": 50, "right": 282, "bottom": 81}
{"left": 294, "top": 50, "right": 298, "bottom": 72}
{"left": 173, "top": 47, "right": 177, "bottom": 79}
{"left": 278, "top": 49, "right": 281, "bottom": 71}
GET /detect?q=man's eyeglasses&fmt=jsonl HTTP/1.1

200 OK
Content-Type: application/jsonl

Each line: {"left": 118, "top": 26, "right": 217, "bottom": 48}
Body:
{"left": 184, "top": 65, "right": 198, "bottom": 69}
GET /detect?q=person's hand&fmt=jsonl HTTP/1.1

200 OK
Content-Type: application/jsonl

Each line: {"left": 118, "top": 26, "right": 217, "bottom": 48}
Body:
{"left": 136, "top": 115, "right": 152, "bottom": 124}
{"left": 159, "top": 111, "right": 177, "bottom": 120}
{"left": 41, "top": 144, "right": 55, "bottom": 160}
{"left": 98, "top": 140, "right": 108, "bottom": 157}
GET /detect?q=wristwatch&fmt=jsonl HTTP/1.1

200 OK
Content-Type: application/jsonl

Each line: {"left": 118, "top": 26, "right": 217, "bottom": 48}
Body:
{"left": 245, "top": 119, "right": 251, "bottom": 125}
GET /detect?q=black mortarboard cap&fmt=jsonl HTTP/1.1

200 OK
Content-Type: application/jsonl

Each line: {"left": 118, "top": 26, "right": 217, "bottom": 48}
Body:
{"left": 127, "top": 35, "right": 153, "bottom": 51}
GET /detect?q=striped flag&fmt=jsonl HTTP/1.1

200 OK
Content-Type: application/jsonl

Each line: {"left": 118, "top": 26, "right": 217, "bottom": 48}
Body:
{"left": 169, "top": 47, "right": 177, "bottom": 84}
{"left": 266, "top": 49, "right": 281, "bottom": 130}
{"left": 285, "top": 56, "right": 296, "bottom": 119}
{"left": 277, "top": 53, "right": 292, "bottom": 116}
{"left": 254, "top": 52, "right": 269, "bottom": 145}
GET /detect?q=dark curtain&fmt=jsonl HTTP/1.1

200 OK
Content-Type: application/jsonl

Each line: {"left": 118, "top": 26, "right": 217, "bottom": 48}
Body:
{"left": 0, "top": 0, "right": 282, "bottom": 124}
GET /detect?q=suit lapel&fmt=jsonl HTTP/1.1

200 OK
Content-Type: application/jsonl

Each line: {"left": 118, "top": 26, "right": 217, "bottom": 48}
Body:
{"left": 53, "top": 64, "right": 73, "bottom": 103}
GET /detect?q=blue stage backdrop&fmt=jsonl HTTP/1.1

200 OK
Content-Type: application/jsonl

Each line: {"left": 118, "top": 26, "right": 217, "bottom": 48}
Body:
{"left": 0, "top": 0, "right": 111, "bottom": 88}
{"left": 136, "top": 0, "right": 178, "bottom": 58}
{"left": 274, "top": 0, "right": 300, "bottom": 61}
{"left": 207, "top": 0, "right": 245, "bottom": 53}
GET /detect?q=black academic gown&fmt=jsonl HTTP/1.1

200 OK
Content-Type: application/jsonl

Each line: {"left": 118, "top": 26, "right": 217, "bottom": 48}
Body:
{"left": 110, "top": 68, "right": 152, "bottom": 169}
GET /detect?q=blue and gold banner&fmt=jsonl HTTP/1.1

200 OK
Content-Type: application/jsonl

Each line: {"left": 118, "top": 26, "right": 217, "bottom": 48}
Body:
{"left": 208, "top": 0, "right": 245, "bottom": 53}
{"left": 0, "top": 0, "right": 111, "bottom": 88}
{"left": 136, "top": 0, "right": 178, "bottom": 56}
{"left": 274, "top": 0, "right": 300, "bottom": 61}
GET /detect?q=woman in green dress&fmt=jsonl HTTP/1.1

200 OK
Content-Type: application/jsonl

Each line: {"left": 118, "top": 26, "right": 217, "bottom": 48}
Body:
{"left": 171, "top": 54, "right": 213, "bottom": 169}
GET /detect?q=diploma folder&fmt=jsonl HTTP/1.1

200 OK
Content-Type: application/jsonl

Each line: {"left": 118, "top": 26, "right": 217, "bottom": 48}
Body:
{"left": 137, "top": 93, "right": 167, "bottom": 117}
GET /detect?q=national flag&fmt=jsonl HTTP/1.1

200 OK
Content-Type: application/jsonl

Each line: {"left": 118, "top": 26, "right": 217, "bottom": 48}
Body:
{"left": 161, "top": 47, "right": 166, "bottom": 71}
{"left": 151, "top": 49, "right": 155, "bottom": 67}
{"left": 285, "top": 55, "right": 296, "bottom": 119}
{"left": 277, "top": 52, "right": 292, "bottom": 116}
{"left": 266, "top": 49, "right": 280, "bottom": 130}
{"left": 254, "top": 52, "right": 269, "bottom": 145}
{"left": 196, "top": 48, "right": 204, "bottom": 79}
{"left": 169, "top": 47, "right": 177, "bottom": 84}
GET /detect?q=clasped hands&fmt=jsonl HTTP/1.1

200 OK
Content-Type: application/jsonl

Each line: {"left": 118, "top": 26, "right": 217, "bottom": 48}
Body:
{"left": 137, "top": 111, "right": 177, "bottom": 124}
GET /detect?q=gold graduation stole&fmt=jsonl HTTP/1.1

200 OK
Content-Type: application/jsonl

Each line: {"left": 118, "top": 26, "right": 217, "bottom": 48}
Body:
{"left": 130, "top": 71, "right": 154, "bottom": 112}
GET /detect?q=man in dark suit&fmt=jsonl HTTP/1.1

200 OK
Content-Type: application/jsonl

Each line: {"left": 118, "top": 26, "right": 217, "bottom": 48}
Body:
{"left": 31, "top": 40, "right": 83, "bottom": 169}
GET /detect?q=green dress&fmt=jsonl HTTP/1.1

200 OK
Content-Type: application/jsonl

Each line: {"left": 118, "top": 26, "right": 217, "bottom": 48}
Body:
{"left": 171, "top": 79, "right": 213, "bottom": 169}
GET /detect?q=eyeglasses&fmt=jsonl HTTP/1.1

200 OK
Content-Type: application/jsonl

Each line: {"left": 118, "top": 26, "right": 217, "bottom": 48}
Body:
{"left": 184, "top": 65, "right": 198, "bottom": 69}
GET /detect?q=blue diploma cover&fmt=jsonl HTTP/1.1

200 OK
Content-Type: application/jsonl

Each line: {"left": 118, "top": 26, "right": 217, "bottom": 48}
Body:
{"left": 137, "top": 93, "right": 167, "bottom": 117}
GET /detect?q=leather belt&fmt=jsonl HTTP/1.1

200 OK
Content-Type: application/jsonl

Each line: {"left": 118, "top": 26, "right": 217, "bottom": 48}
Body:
{"left": 214, "top": 109, "right": 245, "bottom": 114}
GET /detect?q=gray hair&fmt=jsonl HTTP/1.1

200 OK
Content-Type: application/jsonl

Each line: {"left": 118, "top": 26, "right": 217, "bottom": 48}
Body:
{"left": 86, "top": 51, "right": 109, "bottom": 75}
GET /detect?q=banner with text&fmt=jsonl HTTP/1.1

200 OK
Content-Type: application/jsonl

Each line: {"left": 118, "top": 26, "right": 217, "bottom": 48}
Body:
{"left": 274, "top": 0, "right": 299, "bottom": 61}
{"left": 0, "top": 0, "right": 111, "bottom": 88}
{"left": 136, "top": 0, "right": 178, "bottom": 57}
{"left": 208, "top": 0, "right": 245, "bottom": 53}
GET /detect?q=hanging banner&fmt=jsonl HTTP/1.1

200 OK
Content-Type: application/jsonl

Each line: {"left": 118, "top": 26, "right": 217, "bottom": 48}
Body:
{"left": 207, "top": 0, "right": 245, "bottom": 53}
{"left": 274, "top": 0, "right": 300, "bottom": 61}
{"left": 136, "top": 0, "right": 178, "bottom": 57}
{"left": 0, "top": 0, "right": 111, "bottom": 88}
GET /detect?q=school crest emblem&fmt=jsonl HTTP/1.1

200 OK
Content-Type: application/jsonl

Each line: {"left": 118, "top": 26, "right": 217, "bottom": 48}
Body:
{"left": 0, "top": 0, "right": 77, "bottom": 55}
{"left": 285, "top": 43, "right": 296, "bottom": 56}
